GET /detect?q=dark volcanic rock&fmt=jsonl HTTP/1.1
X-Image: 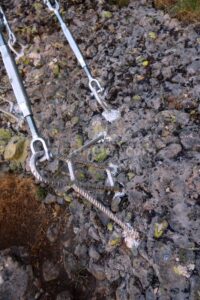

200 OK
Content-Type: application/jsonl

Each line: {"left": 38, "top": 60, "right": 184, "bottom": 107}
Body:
{"left": 180, "top": 127, "right": 200, "bottom": 151}
{"left": 0, "top": 248, "right": 37, "bottom": 300}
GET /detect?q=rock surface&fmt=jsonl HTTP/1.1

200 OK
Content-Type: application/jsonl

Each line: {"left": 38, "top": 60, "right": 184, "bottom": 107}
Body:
{"left": 0, "top": 0, "right": 200, "bottom": 299}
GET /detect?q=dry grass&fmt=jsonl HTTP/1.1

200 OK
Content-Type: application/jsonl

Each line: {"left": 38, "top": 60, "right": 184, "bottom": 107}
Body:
{"left": 154, "top": 0, "right": 200, "bottom": 22}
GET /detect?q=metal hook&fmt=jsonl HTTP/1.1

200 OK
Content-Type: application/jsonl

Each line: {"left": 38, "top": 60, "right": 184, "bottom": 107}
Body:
{"left": 89, "top": 78, "right": 104, "bottom": 94}
{"left": 89, "top": 79, "right": 109, "bottom": 111}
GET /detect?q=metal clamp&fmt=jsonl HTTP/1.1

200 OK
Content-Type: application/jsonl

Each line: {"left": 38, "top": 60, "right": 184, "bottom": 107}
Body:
{"left": 43, "top": 0, "right": 59, "bottom": 12}
{"left": 0, "top": 6, "right": 26, "bottom": 59}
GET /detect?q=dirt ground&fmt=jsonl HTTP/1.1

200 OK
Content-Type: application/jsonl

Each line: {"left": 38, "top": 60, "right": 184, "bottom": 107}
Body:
{"left": 0, "top": 0, "right": 200, "bottom": 299}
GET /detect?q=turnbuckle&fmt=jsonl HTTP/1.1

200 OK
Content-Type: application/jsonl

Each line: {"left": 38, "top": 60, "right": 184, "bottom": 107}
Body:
{"left": 0, "top": 9, "right": 51, "bottom": 179}
{"left": 43, "top": 0, "right": 120, "bottom": 122}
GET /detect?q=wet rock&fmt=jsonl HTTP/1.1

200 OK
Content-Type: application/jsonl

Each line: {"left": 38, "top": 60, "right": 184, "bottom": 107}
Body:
{"left": 0, "top": 248, "right": 36, "bottom": 300}
{"left": 56, "top": 290, "right": 72, "bottom": 300}
{"left": 63, "top": 252, "right": 80, "bottom": 278}
{"left": 42, "top": 260, "right": 60, "bottom": 282}
{"left": 152, "top": 242, "right": 189, "bottom": 298}
{"left": 132, "top": 256, "right": 152, "bottom": 289}
{"left": 187, "top": 60, "right": 200, "bottom": 75}
{"left": 88, "top": 227, "right": 100, "bottom": 241}
{"left": 180, "top": 127, "right": 200, "bottom": 151}
{"left": 46, "top": 223, "right": 59, "bottom": 243}
{"left": 195, "top": 256, "right": 200, "bottom": 276}
{"left": 145, "top": 287, "right": 156, "bottom": 300}
{"left": 44, "top": 193, "right": 57, "bottom": 204}
{"left": 116, "top": 281, "right": 128, "bottom": 300}
{"left": 111, "top": 196, "right": 121, "bottom": 212}
{"left": 74, "top": 244, "right": 87, "bottom": 260}
{"left": 97, "top": 211, "right": 110, "bottom": 226}
{"left": 88, "top": 263, "right": 106, "bottom": 281}
{"left": 190, "top": 275, "right": 200, "bottom": 300}
{"left": 156, "top": 143, "right": 182, "bottom": 160}
{"left": 105, "top": 254, "right": 132, "bottom": 282}
{"left": 169, "top": 202, "right": 190, "bottom": 234}
{"left": 157, "top": 110, "right": 190, "bottom": 126}
{"left": 89, "top": 246, "right": 100, "bottom": 261}
{"left": 161, "top": 66, "right": 173, "bottom": 79}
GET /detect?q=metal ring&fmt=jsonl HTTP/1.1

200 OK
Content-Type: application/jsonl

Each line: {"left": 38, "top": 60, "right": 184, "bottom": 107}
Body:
{"left": 89, "top": 78, "right": 103, "bottom": 94}
{"left": 30, "top": 137, "right": 51, "bottom": 161}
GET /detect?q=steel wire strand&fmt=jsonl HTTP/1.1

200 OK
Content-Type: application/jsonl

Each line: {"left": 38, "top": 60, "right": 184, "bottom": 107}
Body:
{"left": 73, "top": 184, "right": 136, "bottom": 234}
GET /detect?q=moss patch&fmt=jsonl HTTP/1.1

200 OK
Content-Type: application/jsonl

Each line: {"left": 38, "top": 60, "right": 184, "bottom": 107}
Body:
{"left": 154, "top": 0, "right": 200, "bottom": 22}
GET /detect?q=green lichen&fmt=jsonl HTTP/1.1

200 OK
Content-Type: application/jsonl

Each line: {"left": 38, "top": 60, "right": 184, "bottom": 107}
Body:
{"left": 63, "top": 193, "right": 72, "bottom": 203}
{"left": 0, "top": 128, "right": 12, "bottom": 155}
{"left": 154, "top": 220, "right": 168, "bottom": 238}
{"left": 33, "top": 2, "right": 43, "bottom": 11}
{"left": 4, "top": 136, "right": 29, "bottom": 167}
{"left": 148, "top": 31, "right": 157, "bottom": 39}
{"left": 92, "top": 122, "right": 105, "bottom": 136}
{"left": 142, "top": 60, "right": 149, "bottom": 67}
{"left": 51, "top": 128, "right": 59, "bottom": 137}
{"left": 102, "top": 11, "right": 113, "bottom": 18}
{"left": 4, "top": 137, "right": 26, "bottom": 160}
{"left": 53, "top": 64, "right": 60, "bottom": 77}
{"left": 125, "top": 212, "right": 132, "bottom": 222}
{"left": 0, "top": 128, "right": 12, "bottom": 141}
{"left": 77, "top": 171, "right": 86, "bottom": 181}
{"left": 127, "top": 172, "right": 135, "bottom": 180}
{"left": 88, "top": 166, "right": 105, "bottom": 181}
{"left": 71, "top": 116, "right": 79, "bottom": 126}
{"left": 92, "top": 146, "right": 109, "bottom": 162}
{"left": 75, "top": 135, "right": 84, "bottom": 148}
{"left": 107, "top": 223, "right": 113, "bottom": 232}
{"left": 109, "top": 237, "right": 121, "bottom": 246}
{"left": 132, "top": 95, "right": 141, "bottom": 102}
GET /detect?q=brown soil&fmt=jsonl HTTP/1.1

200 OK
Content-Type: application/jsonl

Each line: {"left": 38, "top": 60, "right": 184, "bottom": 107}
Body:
{"left": 154, "top": 0, "right": 176, "bottom": 9}
{"left": 0, "top": 174, "right": 66, "bottom": 298}
{"left": 0, "top": 174, "right": 51, "bottom": 251}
